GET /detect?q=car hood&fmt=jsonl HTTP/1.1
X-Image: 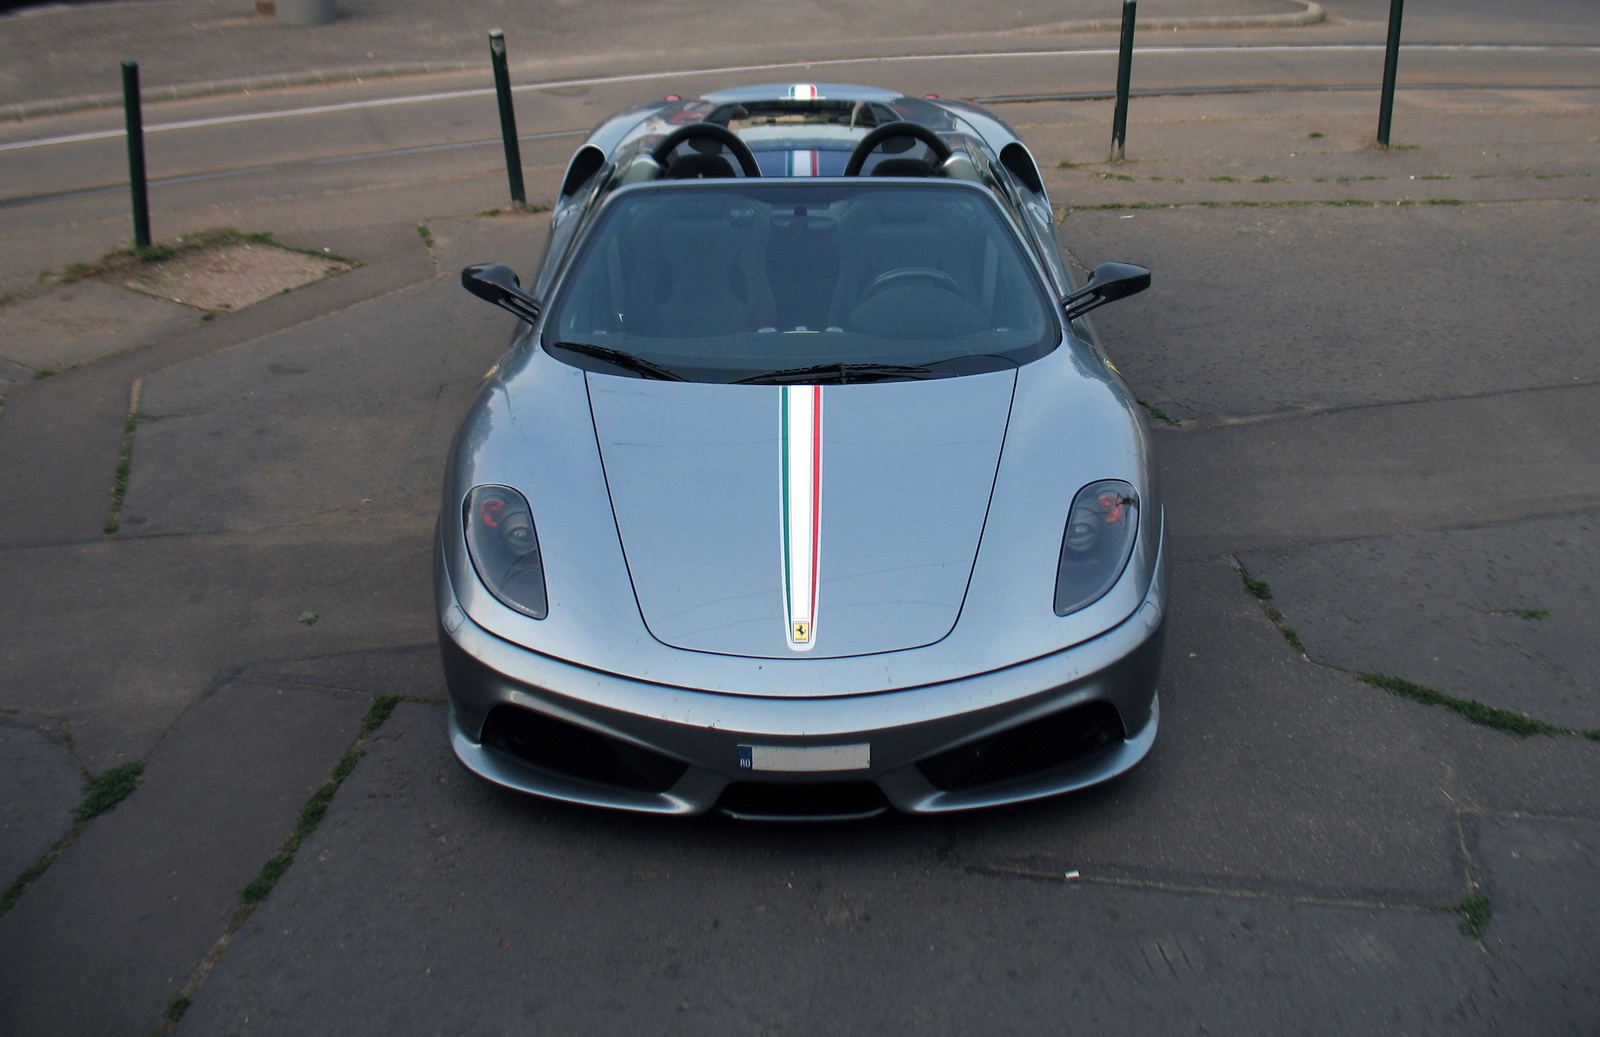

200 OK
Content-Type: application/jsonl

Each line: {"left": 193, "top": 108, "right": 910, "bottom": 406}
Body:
{"left": 587, "top": 370, "right": 1016, "bottom": 659}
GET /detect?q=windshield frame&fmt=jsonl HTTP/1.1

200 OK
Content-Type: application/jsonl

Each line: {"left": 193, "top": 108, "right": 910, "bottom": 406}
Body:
{"left": 537, "top": 177, "right": 1065, "bottom": 384}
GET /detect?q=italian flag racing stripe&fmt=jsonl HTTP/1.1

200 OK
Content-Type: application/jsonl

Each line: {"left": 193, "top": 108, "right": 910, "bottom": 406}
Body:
{"left": 780, "top": 385, "right": 822, "bottom": 651}
{"left": 786, "top": 150, "right": 819, "bottom": 176}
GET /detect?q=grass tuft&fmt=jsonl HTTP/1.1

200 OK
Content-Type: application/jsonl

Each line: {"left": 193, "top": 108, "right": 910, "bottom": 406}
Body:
{"left": 1510, "top": 607, "right": 1549, "bottom": 620}
{"left": 1308, "top": 131, "right": 1324, "bottom": 138}
{"left": 362, "top": 694, "right": 401, "bottom": 734}
{"left": 1210, "top": 175, "right": 1238, "bottom": 182}
{"left": 32, "top": 368, "right": 56, "bottom": 380}
{"left": 1240, "top": 573, "right": 1273, "bottom": 600}
{"left": 416, "top": 224, "right": 434, "bottom": 248}
{"left": 1252, "top": 175, "right": 1283, "bottom": 183}
{"left": 76, "top": 761, "right": 145, "bottom": 822}
{"left": 3, "top": 759, "right": 148, "bottom": 915}
{"left": 165, "top": 997, "right": 193, "bottom": 1024}
{"left": 1357, "top": 672, "right": 1567, "bottom": 737}
{"left": 1455, "top": 892, "right": 1491, "bottom": 939}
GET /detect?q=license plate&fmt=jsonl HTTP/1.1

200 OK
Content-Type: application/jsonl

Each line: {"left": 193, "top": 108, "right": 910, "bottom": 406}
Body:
{"left": 738, "top": 743, "right": 870, "bottom": 773}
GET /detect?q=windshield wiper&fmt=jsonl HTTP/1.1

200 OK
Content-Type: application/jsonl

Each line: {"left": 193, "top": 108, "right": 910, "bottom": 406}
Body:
{"left": 732, "top": 362, "right": 933, "bottom": 385}
{"left": 549, "top": 341, "right": 686, "bottom": 381}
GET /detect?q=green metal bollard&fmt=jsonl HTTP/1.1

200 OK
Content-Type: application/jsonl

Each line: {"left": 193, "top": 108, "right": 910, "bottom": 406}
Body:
{"left": 1110, "top": 0, "right": 1137, "bottom": 162}
{"left": 489, "top": 30, "right": 526, "bottom": 208}
{"left": 122, "top": 59, "right": 151, "bottom": 250}
{"left": 1376, "top": 0, "right": 1405, "bottom": 147}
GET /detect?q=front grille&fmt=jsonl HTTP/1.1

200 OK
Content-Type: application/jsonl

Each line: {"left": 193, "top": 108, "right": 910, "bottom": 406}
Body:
{"left": 717, "top": 781, "right": 889, "bottom": 819}
{"left": 916, "top": 701, "right": 1126, "bottom": 792}
{"left": 479, "top": 705, "right": 687, "bottom": 793}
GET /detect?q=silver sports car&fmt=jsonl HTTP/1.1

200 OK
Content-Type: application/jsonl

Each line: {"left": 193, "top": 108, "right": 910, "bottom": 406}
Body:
{"left": 439, "top": 82, "right": 1164, "bottom": 819}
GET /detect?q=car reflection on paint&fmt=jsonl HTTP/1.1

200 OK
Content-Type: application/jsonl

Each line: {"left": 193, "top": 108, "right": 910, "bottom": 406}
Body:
{"left": 437, "top": 82, "right": 1164, "bottom": 819}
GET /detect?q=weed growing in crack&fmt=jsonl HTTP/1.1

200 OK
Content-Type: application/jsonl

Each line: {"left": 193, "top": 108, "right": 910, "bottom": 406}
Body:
{"left": 1240, "top": 574, "right": 1273, "bottom": 600}
{"left": 237, "top": 694, "right": 400, "bottom": 906}
{"left": 1358, "top": 672, "right": 1567, "bottom": 737}
{"left": 1133, "top": 397, "right": 1181, "bottom": 427}
{"left": 105, "top": 411, "right": 151, "bottom": 535}
{"left": 416, "top": 224, "right": 435, "bottom": 248}
{"left": 1263, "top": 605, "right": 1306, "bottom": 653}
{"left": 164, "top": 997, "right": 192, "bottom": 1025}
{"left": 2, "top": 760, "right": 147, "bottom": 915}
{"left": 76, "top": 761, "right": 145, "bottom": 822}
{"left": 1510, "top": 607, "right": 1549, "bottom": 620}
{"left": 1454, "top": 892, "right": 1491, "bottom": 939}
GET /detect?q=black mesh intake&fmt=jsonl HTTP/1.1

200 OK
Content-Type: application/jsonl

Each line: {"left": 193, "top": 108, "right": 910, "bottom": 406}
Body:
{"left": 479, "top": 705, "right": 687, "bottom": 794}
{"left": 717, "top": 781, "right": 889, "bottom": 819}
{"left": 916, "top": 701, "right": 1126, "bottom": 792}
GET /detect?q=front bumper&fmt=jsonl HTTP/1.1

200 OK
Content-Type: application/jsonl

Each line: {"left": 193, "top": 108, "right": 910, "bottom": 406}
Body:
{"left": 437, "top": 553, "right": 1166, "bottom": 818}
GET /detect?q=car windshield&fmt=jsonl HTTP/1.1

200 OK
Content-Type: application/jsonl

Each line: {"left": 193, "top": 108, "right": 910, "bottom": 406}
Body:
{"left": 541, "top": 180, "right": 1059, "bottom": 383}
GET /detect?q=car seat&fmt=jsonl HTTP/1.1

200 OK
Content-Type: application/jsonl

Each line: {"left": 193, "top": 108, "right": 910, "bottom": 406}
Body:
{"left": 624, "top": 200, "right": 777, "bottom": 338}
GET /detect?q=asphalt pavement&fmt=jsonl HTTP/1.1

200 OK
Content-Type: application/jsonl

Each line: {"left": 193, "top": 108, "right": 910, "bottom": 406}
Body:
{"left": 0, "top": 2, "right": 1597, "bottom": 1034}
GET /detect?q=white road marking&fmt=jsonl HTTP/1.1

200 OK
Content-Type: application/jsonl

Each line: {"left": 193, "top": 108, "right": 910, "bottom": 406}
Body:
{"left": 2, "top": 43, "right": 1595, "bottom": 153}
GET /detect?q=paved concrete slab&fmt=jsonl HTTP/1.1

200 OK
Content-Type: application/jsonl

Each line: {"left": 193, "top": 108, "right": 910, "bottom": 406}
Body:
{"left": 948, "top": 557, "right": 1467, "bottom": 904}
{"left": 0, "top": 677, "right": 369, "bottom": 1037}
{"left": 0, "top": 715, "right": 80, "bottom": 887}
{"left": 0, "top": 221, "right": 434, "bottom": 549}
{"left": 0, "top": 354, "right": 29, "bottom": 386}
{"left": 1158, "top": 384, "right": 1600, "bottom": 560}
{"left": 122, "top": 272, "right": 498, "bottom": 536}
{"left": 176, "top": 701, "right": 1506, "bottom": 1037}
{"left": 0, "top": 280, "right": 198, "bottom": 371}
{"left": 1471, "top": 814, "right": 1600, "bottom": 1034}
{"left": 1061, "top": 202, "right": 1600, "bottom": 421}
{"left": 243, "top": 642, "right": 445, "bottom": 701}
{"left": 1239, "top": 512, "right": 1600, "bottom": 730}
{"left": 1450, "top": 728, "right": 1600, "bottom": 822}
{"left": 119, "top": 216, "right": 540, "bottom": 537}
{"left": 0, "top": 521, "right": 434, "bottom": 770}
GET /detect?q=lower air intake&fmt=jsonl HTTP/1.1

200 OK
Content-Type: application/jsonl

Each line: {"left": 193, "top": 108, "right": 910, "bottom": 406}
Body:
{"left": 717, "top": 781, "right": 889, "bottom": 819}
{"left": 916, "top": 701, "right": 1126, "bottom": 792}
{"left": 479, "top": 705, "right": 687, "bottom": 793}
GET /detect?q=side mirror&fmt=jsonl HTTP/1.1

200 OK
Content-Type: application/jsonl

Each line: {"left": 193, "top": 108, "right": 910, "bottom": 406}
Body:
{"left": 462, "top": 263, "right": 541, "bottom": 324}
{"left": 1062, "top": 262, "right": 1151, "bottom": 321}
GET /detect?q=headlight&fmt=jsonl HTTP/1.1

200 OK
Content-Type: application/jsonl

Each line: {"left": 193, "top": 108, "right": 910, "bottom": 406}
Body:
{"left": 464, "top": 485, "right": 548, "bottom": 619}
{"left": 1054, "top": 479, "right": 1138, "bottom": 616}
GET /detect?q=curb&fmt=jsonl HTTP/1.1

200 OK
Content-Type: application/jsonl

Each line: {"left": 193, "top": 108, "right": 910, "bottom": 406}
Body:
{"left": 1014, "top": 0, "right": 1323, "bottom": 35}
{"left": 0, "top": 60, "right": 487, "bottom": 123}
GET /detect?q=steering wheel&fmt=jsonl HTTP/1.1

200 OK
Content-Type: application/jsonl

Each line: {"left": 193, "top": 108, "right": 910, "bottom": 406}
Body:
{"left": 651, "top": 123, "right": 762, "bottom": 177}
{"left": 860, "top": 267, "right": 963, "bottom": 300}
{"left": 843, "top": 123, "right": 953, "bottom": 177}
